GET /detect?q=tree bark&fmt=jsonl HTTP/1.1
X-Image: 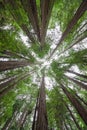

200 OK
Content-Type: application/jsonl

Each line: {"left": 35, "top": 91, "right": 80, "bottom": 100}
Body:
{"left": 75, "top": 93, "right": 87, "bottom": 106}
{"left": 2, "top": 50, "right": 30, "bottom": 61}
{"left": 49, "top": 0, "right": 87, "bottom": 58}
{"left": 0, "top": 72, "right": 31, "bottom": 98}
{"left": 68, "top": 121, "right": 73, "bottom": 130}
{"left": 0, "top": 75, "right": 14, "bottom": 83}
{"left": 1, "top": 111, "right": 17, "bottom": 130}
{"left": 32, "top": 95, "right": 39, "bottom": 130}
{"left": 64, "top": 121, "right": 68, "bottom": 130}
{"left": 59, "top": 30, "right": 87, "bottom": 55}
{"left": 21, "top": 24, "right": 36, "bottom": 43}
{"left": 61, "top": 84, "right": 87, "bottom": 125}
{"left": 40, "top": 0, "right": 55, "bottom": 47}
{"left": 3, "top": 0, "right": 35, "bottom": 43}
{"left": 0, "top": 60, "right": 30, "bottom": 72}
{"left": 65, "top": 75, "right": 87, "bottom": 90}
{"left": 18, "top": 107, "right": 31, "bottom": 129}
{"left": 65, "top": 104, "right": 82, "bottom": 130}
{"left": 73, "top": 21, "right": 87, "bottom": 40}
{"left": 36, "top": 75, "right": 48, "bottom": 130}
{"left": 0, "top": 75, "right": 18, "bottom": 90}
{"left": 1, "top": 117, "right": 12, "bottom": 130}
{"left": 21, "top": 0, "right": 40, "bottom": 41}
{"left": 67, "top": 70, "right": 87, "bottom": 79}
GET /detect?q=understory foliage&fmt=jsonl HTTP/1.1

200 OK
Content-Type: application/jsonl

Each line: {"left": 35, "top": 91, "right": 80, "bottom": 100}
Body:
{"left": 0, "top": 0, "right": 87, "bottom": 130}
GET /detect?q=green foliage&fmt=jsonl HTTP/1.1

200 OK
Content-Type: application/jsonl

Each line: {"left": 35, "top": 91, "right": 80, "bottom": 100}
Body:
{"left": 50, "top": 0, "right": 81, "bottom": 30}
{"left": 31, "top": 43, "right": 50, "bottom": 58}
{"left": 47, "top": 87, "right": 67, "bottom": 129}
{"left": 51, "top": 60, "right": 69, "bottom": 81}
{"left": 65, "top": 49, "right": 87, "bottom": 69}
{"left": 0, "top": 91, "right": 16, "bottom": 126}
{"left": 5, "top": 0, "right": 29, "bottom": 26}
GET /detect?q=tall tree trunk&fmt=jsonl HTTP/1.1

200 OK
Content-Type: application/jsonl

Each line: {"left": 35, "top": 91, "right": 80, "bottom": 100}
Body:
{"left": 0, "top": 75, "right": 18, "bottom": 90}
{"left": 1, "top": 117, "right": 12, "bottom": 130}
{"left": 0, "top": 71, "right": 28, "bottom": 90}
{"left": 65, "top": 75, "right": 87, "bottom": 90}
{"left": 1, "top": 111, "right": 17, "bottom": 130}
{"left": 65, "top": 104, "right": 82, "bottom": 130}
{"left": 73, "top": 21, "right": 87, "bottom": 40}
{"left": 49, "top": 0, "right": 87, "bottom": 58}
{"left": 0, "top": 75, "right": 14, "bottom": 82}
{"left": 73, "top": 28, "right": 87, "bottom": 42}
{"left": 67, "top": 70, "right": 87, "bottom": 79}
{"left": 59, "top": 31, "right": 87, "bottom": 55}
{"left": 18, "top": 107, "right": 31, "bottom": 129}
{"left": 36, "top": 75, "right": 48, "bottom": 130}
{"left": 64, "top": 121, "right": 68, "bottom": 130}
{"left": 2, "top": 50, "right": 30, "bottom": 61}
{"left": 68, "top": 121, "right": 73, "bottom": 130}
{"left": 26, "top": 0, "right": 40, "bottom": 41}
{"left": 61, "top": 84, "right": 87, "bottom": 125}
{"left": 32, "top": 94, "right": 39, "bottom": 130}
{"left": 75, "top": 93, "right": 87, "bottom": 106}
{"left": 0, "top": 72, "right": 32, "bottom": 98}
{"left": 21, "top": 24, "right": 36, "bottom": 43}
{"left": 75, "top": 77, "right": 87, "bottom": 84}
{"left": 40, "top": 0, "right": 55, "bottom": 47}
{"left": 3, "top": 0, "right": 35, "bottom": 43}
{"left": 0, "top": 60, "right": 30, "bottom": 72}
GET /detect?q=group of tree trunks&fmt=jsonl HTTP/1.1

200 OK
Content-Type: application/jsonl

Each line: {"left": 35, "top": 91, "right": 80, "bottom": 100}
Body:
{"left": 2, "top": 104, "right": 32, "bottom": 130}
{"left": 0, "top": 60, "right": 31, "bottom": 72}
{"left": 0, "top": 70, "right": 34, "bottom": 98}
{"left": 50, "top": 0, "right": 87, "bottom": 58}
{"left": 61, "top": 84, "right": 87, "bottom": 125}
{"left": 32, "top": 75, "right": 48, "bottom": 130}
{"left": 3, "top": 0, "right": 55, "bottom": 47}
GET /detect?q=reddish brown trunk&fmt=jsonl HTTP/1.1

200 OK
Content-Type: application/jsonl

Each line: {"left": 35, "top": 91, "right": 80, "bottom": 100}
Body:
{"left": 74, "top": 22, "right": 87, "bottom": 39}
{"left": 1, "top": 117, "right": 12, "bottom": 130}
{"left": 1, "top": 111, "right": 17, "bottom": 130}
{"left": 75, "top": 93, "right": 87, "bottom": 106}
{"left": 67, "top": 70, "right": 87, "bottom": 79}
{"left": 66, "top": 75, "right": 87, "bottom": 90}
{"left": 0, "top": 76, "right": 18, "bottom": 90}
{"left": 64, "top": 121, "right": 68, "bottom": 130}
{"left": 75, "top": 78, "right": 87, "bottom": 84}
{"left": 18, "top": 107, "right": 31, "bottom": 129}
{"left": 61, "top": 84, "right": 87, "bottom": 125}
{"left": 0, "top": 72, "right": 28, "bottom": 90}
{"left": 3, "top": 50, "right": 29, "bottom": 61}
{"left": 4, "top": 0, "right": 35, "bottom": 43}
{"left": 0, "top": 55, "right": 10, "bottom": 58}
{"left": 74, "top": 28, "right": 87, "bottom": 42}
{"left": 40, "top": 0, "right": 55, "bottom": 47}
{"left": 68, "top": 121, "right": 73, "bottom": 130}
{"left": 0, "top": 72, "right": 30, "bottom": 98}
{"left": 26, "top": 0, "right": 40, "bottom": 41}
{"left": 36, "top": 75, "right": 48, "bottom": 130}
{"left": 59, "top": 31, "right": 87, "bottom": 55}
{"left": 21, "top": 24, "right": 36, "bottom": 43}
{"left": 50, "top": 0, "right": 87, "bottom": 58}
{"left": 32, "top": 95, "right": 39, "bottom": 130}
{"left": 0, "top": 75, "right": 13, "bottom": 82}
{"left": 65, "top": 104, "right": 82, "bottom": 130}
{"left": 0, "top": 60, "right": 30, "bottom": 72}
